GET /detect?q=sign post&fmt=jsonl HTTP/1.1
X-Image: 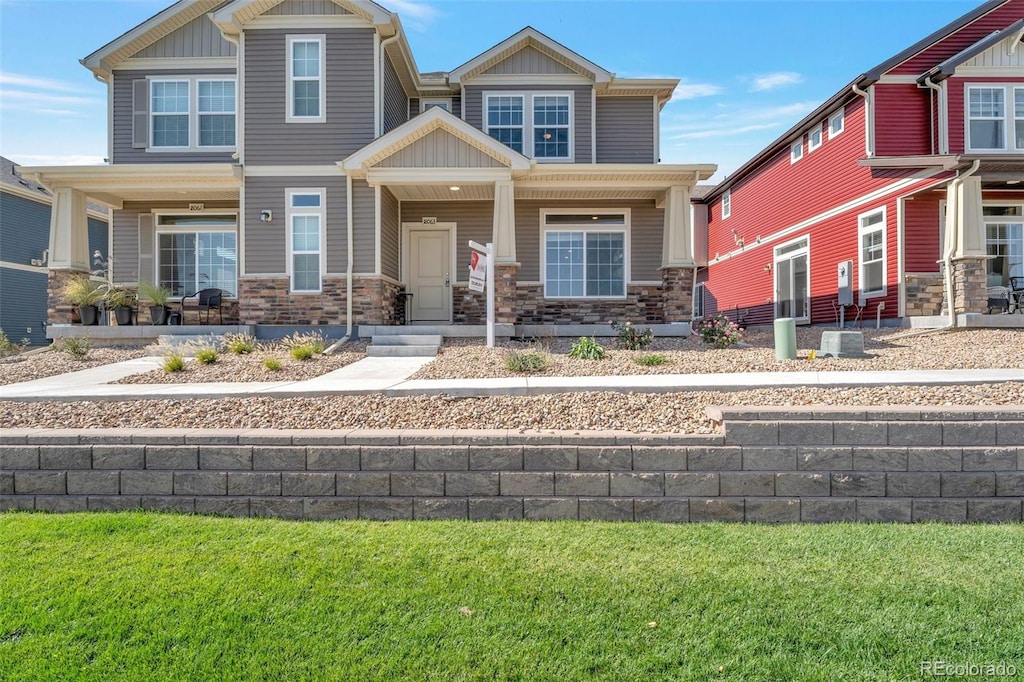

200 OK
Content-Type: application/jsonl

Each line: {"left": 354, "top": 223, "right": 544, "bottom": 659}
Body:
{"left": 468, "top": 240, "right": 495, "bottom": 348}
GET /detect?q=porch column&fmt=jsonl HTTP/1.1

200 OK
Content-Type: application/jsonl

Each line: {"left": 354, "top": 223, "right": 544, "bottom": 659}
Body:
{"left": 492, "top": 179, "right": 519, "bottom": 324}
{"left": 47, "top": 187, "right": 93, "bottom": 325}
{"left": 660, "top": 185, "right": 695, "bottom": 322}
{"left": 946, "top": 176, "right": 988, "bottom": 314}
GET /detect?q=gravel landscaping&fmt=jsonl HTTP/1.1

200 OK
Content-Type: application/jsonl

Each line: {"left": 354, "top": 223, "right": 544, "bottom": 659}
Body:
{"left": 0, "top": 346, "right": 147, "bottom": 386}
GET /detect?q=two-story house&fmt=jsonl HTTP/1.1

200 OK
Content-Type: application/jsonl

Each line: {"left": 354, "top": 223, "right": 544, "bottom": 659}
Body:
{"left": 695, "top": 0, "right": 1023, "bottom": 327}
{"left": 21, "top": 0, "right": 714, "bottom": 334}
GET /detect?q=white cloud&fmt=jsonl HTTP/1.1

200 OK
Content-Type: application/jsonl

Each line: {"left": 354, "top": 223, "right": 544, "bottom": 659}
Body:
{"left": 750, "top": 72, "right": 802, "bottom": 92}
{"left": 0, "top": 71, "right": 89, "bottom": 94}
{"left": 1, "top": 90, "right": 97, "bottom": 107}
{"left": 669, "top": 80, "right": 723, "bottom": 102}
{"left": 386, "top": 0, "right": 439, "bottom": 31}
{"left": 6, "top": 154, "right": 105, "bottom": 166}
{"left": 669, "top": 122, "right": 780, "bottom": 140}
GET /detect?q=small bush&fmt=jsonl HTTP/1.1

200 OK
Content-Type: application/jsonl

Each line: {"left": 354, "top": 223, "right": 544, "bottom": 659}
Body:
{"left": 195, "top": 347, "right": 219, "bottom": 365}
{"left": 612, "top": 320, "right": 654, "bottom": 350}
{"left": 635, "top": 353, "right": 670, "bottom": 367}
{"left": 281, "top": 332, "right": 326, "bottom": 354}
{"left": 225, "top": 333, "right": 256, "bottom": 355}
{"left": 262, "top": 357, "right": 283, "bottom": 371}
{"left": 568, "top": 336, "right": 606, "bottom": 360}
{"left": 58, "top": 337, "right": 91, "bottom": 360}
{"left": 290, "top": 345, "right": 315, "bottom": 361}
{"left": 0, "top": 331, "right": 29, "bottom": 358}
{"left": 162, "top": 353, "right": 186, "bottom": 373}
{"left": 505, "top": 350, "right": 548, "bottom": 373}
{"left": 696, "top": 314, "right": 742, "bottom": 349}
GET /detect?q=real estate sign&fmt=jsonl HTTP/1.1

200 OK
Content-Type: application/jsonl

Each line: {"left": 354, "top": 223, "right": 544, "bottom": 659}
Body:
{"left": 468, "top": 251, "right": 486, "bottom": 293}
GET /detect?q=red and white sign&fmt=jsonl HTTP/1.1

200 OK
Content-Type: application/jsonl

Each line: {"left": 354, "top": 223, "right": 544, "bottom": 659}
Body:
{"left": 468, "top": 250, "right": 486, "bottom": 293}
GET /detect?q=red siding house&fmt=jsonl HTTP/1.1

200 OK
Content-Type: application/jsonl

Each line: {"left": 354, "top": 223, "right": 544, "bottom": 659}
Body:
{"left": 697, "top": 0, "right": 1024, "bottom": 327}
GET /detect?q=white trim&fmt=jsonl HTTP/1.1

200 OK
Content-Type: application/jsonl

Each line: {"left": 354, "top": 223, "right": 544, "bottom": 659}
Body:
{"left": 857, "top": 206, "right": 887, "bottom": 300}
{"left": 247, "top": 15, "right": 372, "bottom": 30}
{"left": 591, "top": 89, "right": 597, "bottom": 162}
{"left": 106, "top": 72, "right": 114, "bottom": 163}
{"left": 373, "top": 32, "right": 381, "bottom": 138}
{"left": 466, "top": 74, "right": 593, "bottom": 86}
{"left": 789, "top": 138, "right": 803, "bottom": 164}
{"left": 897, "top": 195, "right": 905, "bottom": 318}
{"left": 153, "top": 214, "right": 239, "bottom": 299}
{"left": 365, "top": 168, "right": 513, "bottom": 185}
{"left": 286, "top": 187, "right": 327, "bottom": 293}
{"left": 721, "top": 189, "right": 731, "bottom": 220}
{"left": 483, "top": 91, "right": 575, "bottom": 162}
{"left": 147, "top": 76, "right": 237, "bottom": 151}
{"left": 539, "top": 208, "right": 631, "bottom": 299}
{"left": 693, "top": 281, "right": 705, "bottom": 319}
{"left": 964, "top": 83, "right": 1024, "bottom": 153}
{"left": 807, "top": 122, "right": 823, "bottom": 152}
{"left": 116, "top": 57, "right": 237, "bottom": 72}
{"left": 874, "top": 75, "right": 922, "bottom": 84}
{"left": 238, "top": 178, "right": 246, "bottom": 277}
{"left": 652, "top": 94, "right": 659, "bottom": 163}
{"left": 286, "top": 34, "right": 327, "bottom": 124}
{"left": 955, "top": 66, "right": 1024, "bottom": 77}
{"left": 420, "top": 97, "right": 452, "bottom": 113}
{"left": 828, "top": 107, "right": 845, "bottom": 139}
{"left": 773, "top": 234, "right": 811, "bottom": 324}
{"left": 244, "top": 165, "right": 342, "bottom": 176}
{"left": 374, "top": 185, "right": 382, "bottom": 276}
{"left": 0, "top": 261, "right": 50, "bottom": 275}
{"left": 237, "top": 32, "right": 246, "bottom": 165}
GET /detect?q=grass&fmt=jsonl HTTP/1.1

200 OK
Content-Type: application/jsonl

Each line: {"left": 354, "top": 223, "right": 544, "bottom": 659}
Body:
{"left": 1, "top": 514, "right": 1022, "bottom": 681}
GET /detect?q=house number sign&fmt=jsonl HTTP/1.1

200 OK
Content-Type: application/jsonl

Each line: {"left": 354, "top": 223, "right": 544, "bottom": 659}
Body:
{"left": 189, "top": 203, "right": 205, "bottom": 212}
{"left": 421, "top": 217, "right": 438, "bottom": 224}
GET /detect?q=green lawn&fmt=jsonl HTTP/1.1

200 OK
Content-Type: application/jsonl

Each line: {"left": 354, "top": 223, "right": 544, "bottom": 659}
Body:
{"left": 1, "top": 514, "right": 1022, "bottom": 681}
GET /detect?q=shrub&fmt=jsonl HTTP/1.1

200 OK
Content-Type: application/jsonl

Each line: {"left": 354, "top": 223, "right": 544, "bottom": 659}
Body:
{"left": 262, "top": 357, "right": 283, "bottom": 371}
{"left": 281, "top": 331, "right": 326, "bottom": 354}
{"left": 612, "top": 320, "right": 654, "bottom": 350}
{"left": 505, "top": 349, "right": 548, "bottom": 373}
{"left": 696, "top": 313, "right": 742, "bottom": 349}
{"left": 568, "top": 336, "right": 606, "bottom": 360}
{"left": 195, "top": 347, "right": 219, "bottom": 365}
{"left": 0, "top": 331, "right": 29, "bottom": 358}
{"left": 225, "top": 333, "right": 256, "bottom": 355}
{"left": 61, "top": 275, "right": 105, "bottom": 306}
{"left": 290, "top": 345, "right": 315, "bottom": 361}
{"left": 162, "top": 353, "right": 186, "bottom": 373}
{"left": 58, "top": 337, "right": 91, "bottom": 360}
{"left": 635, "top": 353, "right": 670, "bottom": 367}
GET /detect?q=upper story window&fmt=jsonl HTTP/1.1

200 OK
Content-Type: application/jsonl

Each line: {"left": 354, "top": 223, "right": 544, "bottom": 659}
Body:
{"left": 858, "top": 207, "right": 886, "bottom": 299}
{"left": 542, "top": 211, "right": 628, "bottom": 298}
{"left": 420, "top": 98, "right": 452, "bottom": 113}
{"left": 790, "top": 138, "right": 803, "bottom": 164}
{"left": 150, "top": 78, "right": 236, "bottom": 150}
{"left": 807, "top": 124, "right": 823, "bottom": 152}
{"left": 287, "top": 35, "right": 326, "bottom": 123}
{"left": 829, "top": 108, "right": 845, "bottom": 139}
{"left": 485, "top": 92, "right": 573, "bottom": 161}
{"left": 721, "top": 190, "right": 731, "bottom": 220}
{"left": 967, "top": 85, "right": 1024, "bottom": 152}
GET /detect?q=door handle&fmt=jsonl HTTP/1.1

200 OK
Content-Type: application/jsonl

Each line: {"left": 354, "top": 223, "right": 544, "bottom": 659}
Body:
{"left": 445, "top": 273, "right": 450, "bottom": 287}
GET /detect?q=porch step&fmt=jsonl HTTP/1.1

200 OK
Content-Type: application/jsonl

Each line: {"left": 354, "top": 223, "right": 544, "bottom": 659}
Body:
{"left": 367, "top": 334, "right": 441, "bottom": 358}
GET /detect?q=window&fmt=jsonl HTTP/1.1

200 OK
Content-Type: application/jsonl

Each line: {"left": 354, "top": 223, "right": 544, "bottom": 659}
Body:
{"left": 967, "top": 85, "right": 1024, "bottom": 152}
{"left": 807, "top": 124, "right": 823, "bottom": 152}
{"left": 542, "top": 212, "right": 627, "bottom": 298}
{"left": 288, "top": 35, "right": 325, "bottom": 122}
{"left": 288, "top": 189, "right": 325, "bottom": 292}
{"left": 150, "top": 78, "right": 236, "bottom": 149}
{"left": 693, "top": 282, "right": 705, "bottom": 319}
{"left": 858, "top": 208, "right": 886, "bottom": 298}
{"left": 829, "top": 108, "right": 845, "bottom": 138}
{"left": 984, "top": 205, "right": 1023, "bottom": 287}
{"left": 790, "top": 138, "right": 803, "bottom": 163}
{"left": 485, "top": 92, "right": 573, "bottom": 160}
{"left": 156, "top": 214, "right": 237, "bottom": 298}
{"left": 420, "top": 98, "right": 451, "bottom": 113}
{"left": 722, "top": 190, "right": 731, "bottom": 220}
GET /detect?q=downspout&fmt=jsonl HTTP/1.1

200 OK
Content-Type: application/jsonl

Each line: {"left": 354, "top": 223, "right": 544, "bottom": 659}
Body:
{"left": 942, "top": 159, "right": 981, "bottom": 329}
{"left": 851, "top": 83, "right": 873, "bottom": 157}
{"left": 378, "top": 34, "right": 400, "bottom": 135}
{"left": 923, "top": 76, "right": 940, "bottom": 156}
{"left": 346, "top": 173, "right": 355, "bottom": 339}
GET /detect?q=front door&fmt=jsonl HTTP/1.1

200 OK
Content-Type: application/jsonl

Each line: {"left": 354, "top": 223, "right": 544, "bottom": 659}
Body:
{"left": 408, "top": 228, "right": 452, "bottom": 322}
{"left": 775, "top": 236, "right": 810, "bottom": 323}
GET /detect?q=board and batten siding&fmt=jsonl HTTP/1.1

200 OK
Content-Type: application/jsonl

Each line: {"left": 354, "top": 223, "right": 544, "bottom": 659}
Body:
{"left": 595, "top": 97, "right": 656, "bottom": 163}
{"left": 514, "top": 199, "right": 664, "bottom": 283}
{"left": 382, "top": 55, "right": 408, "bottom": 134}
{"left": 463, "top": 84, "right": 593, "bottom": 163}
{"left": 352, "top": 179, "right": 375, "bottom": 273}
{"left": 480, "top": 46, "right": 574, "bottom": 76}
{"left": 244, "top": 28, "right": 375, "bottom": 165}
{"left": 376, "top": 129, "right": 505, "bottom": 168}
{"left": 134, "top": 15, "right": 236, "bottom": 59}
{"left": 408, "top": 96, "right": 462, "bottom": 119}
{"left": 112, "top": 69, "right": 237, "bottom": 164}
{"left": 400, "top": 201, "right": 493, "bottom": 284}
{"left": 264, "top": 0, "right": 352, "bottom": 15}
{"left": 380, "top": 187, "right": 400, "bottom": 280}
{"left": 0, "top": 192, "right": 52, "bottom": 267}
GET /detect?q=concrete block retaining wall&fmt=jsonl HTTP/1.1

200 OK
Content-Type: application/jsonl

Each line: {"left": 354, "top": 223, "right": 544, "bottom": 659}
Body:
{"left": 2, "top": 407, "right": 1022, "bottom": 523}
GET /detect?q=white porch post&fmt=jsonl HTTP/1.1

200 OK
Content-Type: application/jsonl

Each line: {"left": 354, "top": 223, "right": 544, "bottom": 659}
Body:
{"left": 48, "top": 187, "right": 92, "bottom": 271}
{"left": 945, "top": 174, "right": 988, "bottom": 315}
{"left": 661, "top": 185, "right": 693, "bottom": 267}
{"left": 952, "top": 176, "right": 984, "bottom": 258}
{"left": 492, "top": 179, "right": 516, "bottom": 263}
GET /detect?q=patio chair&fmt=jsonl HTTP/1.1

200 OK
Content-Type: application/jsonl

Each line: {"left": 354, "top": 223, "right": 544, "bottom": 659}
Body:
{"left": 180, "top": 288, "right": 223, "bottom": 324}
{"left": 987, "top": 286, "right": 1009, "bottom": 314}
{"left": 1010, "top": 277, "right": 1024, "bottom": 314}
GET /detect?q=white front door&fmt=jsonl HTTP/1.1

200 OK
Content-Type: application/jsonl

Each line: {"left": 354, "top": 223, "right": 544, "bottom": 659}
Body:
{"left": 408, "top": 228, "right": 452, "bottom": 322}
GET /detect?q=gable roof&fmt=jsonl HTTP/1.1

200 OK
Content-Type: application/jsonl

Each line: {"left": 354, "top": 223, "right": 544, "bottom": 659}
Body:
{"left": 449, "top": 26, "right": 612, "bottom": 85}
{"left": 918, "top": 17, "right": 1024, "bottom": 83}
{"left": 210, "top": 0, "right": 394, "bottom": 36}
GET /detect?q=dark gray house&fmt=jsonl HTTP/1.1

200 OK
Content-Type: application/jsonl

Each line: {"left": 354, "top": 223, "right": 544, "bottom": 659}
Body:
{"left": 0, "top": 157, "right": 108, "bottom": 346}
{"left": 21, "top": 0, "right": 714, "bottom": 333}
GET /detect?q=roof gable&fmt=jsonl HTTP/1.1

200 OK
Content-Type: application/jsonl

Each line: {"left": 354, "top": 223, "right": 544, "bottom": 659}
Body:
{"left": 449, "top": 27, "right": 611, "bottom": 84}
{"left": 480, "top": 44, "right": 575, "bottom": 77}
{"left": 922, "top": 18, "right": 1024, "bottom": 81}
{"left": 211, "top": 0, "right": 391, "bottom": 34}
{"left": 132, "top": 12, "right": 236, "bottom": 60}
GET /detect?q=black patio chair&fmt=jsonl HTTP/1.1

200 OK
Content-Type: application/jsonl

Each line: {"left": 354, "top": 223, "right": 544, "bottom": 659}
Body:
{"left": 1010, "top": 277, "right": 1024, "bottom": 314}
{"left": 181, "top": 288, "right": 223, "bottom": 324}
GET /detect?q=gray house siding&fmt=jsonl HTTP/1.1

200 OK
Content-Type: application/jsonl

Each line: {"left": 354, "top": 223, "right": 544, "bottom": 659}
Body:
{"left": 0, "top": 268, "right": 47, "bottom": 345}
{"left": 381, "top": 187, "right": 399, "bottom": 280}
{"left": 111, "top": 68, "right": 237, "bottom": 164}
{"left": 112, "top": 209, "right": 141, "bottom": 282}
{"left": 244, "top": 28, "right": 375, "bottom": 165}
{"left": 408, "top": 96, "right": 461, "bottom": 119}
{"left": 376, "top": 129, "right": 504, "bottom": 168}
{"left": 464, "top": 84, "right": 592, "bottom": 163}
{"left": 480, "top": 46, "right": 574, "bottom": 75}
{"left": 596, "top": 97, "right": 656, "bottom": 163}
{"left": 0, "top": 193, "right": 50, "bottom": 266}
{"left": 352, "top": 179, "right": 375, "bottom": 273}
{"left": 265, "top": 0, "right": 352, "bottom": 15}
{"left": 400, "top": 201, "right": 493, "bottom": 284}
{"left": 382, "top": 54, "right": 407, "bottom": 134}
{"left": 134, "top": 15, "right": 236, "bottom": 58}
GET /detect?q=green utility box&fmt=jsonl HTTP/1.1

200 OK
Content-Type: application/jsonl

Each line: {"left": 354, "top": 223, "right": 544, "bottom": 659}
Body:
{"left": 774, "top": 317, "right": 796, "bottom": 360}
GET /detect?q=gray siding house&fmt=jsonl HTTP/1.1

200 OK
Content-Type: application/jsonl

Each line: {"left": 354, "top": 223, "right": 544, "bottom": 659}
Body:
{"left": 22, "top": 0, "right": 714, "bottom": 331}
{"left": 0, "top": 157, "right": 108, "bottom": 346}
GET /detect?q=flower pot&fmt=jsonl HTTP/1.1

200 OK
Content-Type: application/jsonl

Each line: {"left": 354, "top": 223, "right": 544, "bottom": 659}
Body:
{"left": 148, "top": 305, "right": 171, "bottom": 325}
{"left": 114, "top": 306, "right": 134, "bottom": 326}
{"left": 78, "top": 304, "right": 99, "bottom": 326}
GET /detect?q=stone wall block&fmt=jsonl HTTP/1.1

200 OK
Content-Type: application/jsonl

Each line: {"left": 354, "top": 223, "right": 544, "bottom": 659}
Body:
{"left": 579, "top": 498, "right": 634, "bottom": 522}
{"left": 336, "top": 472, "right": 390, "bottom": 496}
{"left": 632, "top": 447, "right": 686, "bottom": 471}
{"left": 282, "top": 472, "right": 335, "bottom": 496}
{"left": 92, "top": 446, "right": 145, "bottom": 470}
{"left": 577, "top": 447, "right": 632, "bottom": 471}
{"left": 200, "top": 446, "right": 253, "bottom": 470}
{"left": 39, "top": 446, "right": 91, "bottom": 470}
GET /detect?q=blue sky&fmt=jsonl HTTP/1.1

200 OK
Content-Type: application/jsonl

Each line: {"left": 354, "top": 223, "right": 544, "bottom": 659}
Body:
{"left": 0, "top": 0, "right": 982, "bottom": 180}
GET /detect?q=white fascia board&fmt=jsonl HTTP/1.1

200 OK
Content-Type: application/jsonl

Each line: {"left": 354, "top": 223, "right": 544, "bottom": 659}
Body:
{"left": 449, "top": 27, "right": 611, "bottom": 84}
{"left": 525, "top": 163, "right": 717, "bottom": 181}
{"left": 116, "top": 57, "right": 237, "bottom": 71}
{"left": 244, "top": 165, "right": 342, "bottom": 176}
{"left": 213, "top": 0, "right": 391, "bottom": 35}
{"left": 365, "top": 168, "right": 512, "bottom": 186}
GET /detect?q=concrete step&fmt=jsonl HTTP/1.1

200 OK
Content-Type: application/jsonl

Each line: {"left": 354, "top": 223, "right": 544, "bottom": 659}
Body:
{"left": 366, "top": 344, "right": 439, "bottom": 358}
{"left": 370, "top": 334, "right": 442, "bottom": 346}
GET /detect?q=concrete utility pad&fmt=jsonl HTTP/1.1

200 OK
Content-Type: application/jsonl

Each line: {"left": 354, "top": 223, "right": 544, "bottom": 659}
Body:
{"left": 820, "top": 331, "right": 866, "bottom": 358}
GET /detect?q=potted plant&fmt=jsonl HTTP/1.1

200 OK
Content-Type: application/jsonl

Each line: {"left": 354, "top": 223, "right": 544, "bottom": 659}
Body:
{"left": 137, "top": 281, "right": 175, "bottom": 325}
{"left": 62, "top": 274, "right": 105, "bottom": 325}
{"left": 105, "top": 286, "right": 137, "bottom": 326}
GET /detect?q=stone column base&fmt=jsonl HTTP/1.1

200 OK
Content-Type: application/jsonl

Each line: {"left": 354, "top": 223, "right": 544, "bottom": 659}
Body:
{"left": 494, "top": 263, "right": 519, "bottom": 325}
{"left": 47, "top": 269, "right": 89, "bottom": 326}
{"left": 904, "top": 273, "right": 944, "bottom": 317}
{"left": 951, "top": 257, "right": 989, "bottom": 315}
{"left": 660, "top": 266, "right": 695, "bottom": 322}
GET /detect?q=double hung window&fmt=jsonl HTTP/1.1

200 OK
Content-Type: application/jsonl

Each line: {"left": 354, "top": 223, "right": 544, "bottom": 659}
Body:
{"left": 858, "top": 208, "right": 886, "bottom": 298}
{"left": 288, "top": 36, "right": 325, "bottom": 122}
{"left": 288, "top": 190, "right": 325, "bottom": 292}
{"left": 984, "top": 205, "right": 1024, "bottom": 288}
{"left": 967, "top": 85, "right": 1024, "bottom": 152}
{"left": 485, "top": 93, "right": 572, "bottom": 160}
{"left": 542, "top": 212, "right": 627, "bottom": 298}
{"left": 150, "top": 78, "right": 236, "bottom": 149}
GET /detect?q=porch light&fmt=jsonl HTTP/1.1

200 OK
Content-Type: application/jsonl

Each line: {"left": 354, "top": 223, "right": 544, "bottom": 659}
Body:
{"left": 449, "top": 186, "right": 460, "bottom": 191}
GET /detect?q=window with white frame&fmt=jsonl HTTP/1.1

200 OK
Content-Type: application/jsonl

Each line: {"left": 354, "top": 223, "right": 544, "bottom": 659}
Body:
{"left": 722, "top": 190, "right": 731, "bottom": 220}
{"left": 967, "top": 85, "right": 1024, "bottom": 152}
{"left": 288, "top": 189, "right": 325, "bottom": 292}
{"left": 150, "top": 78, "right": 236, "bottom": 149}
{"left": 984, "top": 205, "right": 1023, "bottom": 288}
{"left": 790, "top": 138, "right": 803, "bottom": 163}
{"left": 542, "top": 212, "right": 627, "bottom": 298}
{"left": 807, "top": 124, "right": 823, "bottom": 152}
{"left": 420, "top": 98, "right": 451, "bottom": 113}
{"left": 693, "top": 282, "right": 705, "bottom": 319}
{"left": 485, "top": 92, "right": 572, "bottom": 160}
{"left": 288, "top": 35, "right": 325, "bottom": 122}
{"left": 829, "top": 108, "right": 845, "bottom": 138}
{"left": 858, "top": 208, "right": 886, "bottom": 298}
{"left": 156, "top": 214, "right": 237, "bottom": 297}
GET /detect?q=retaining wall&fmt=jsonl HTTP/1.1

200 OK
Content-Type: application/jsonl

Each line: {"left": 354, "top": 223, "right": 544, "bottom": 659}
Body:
{"left": 2, "top": 407, "right": 1022, "bottom": 523}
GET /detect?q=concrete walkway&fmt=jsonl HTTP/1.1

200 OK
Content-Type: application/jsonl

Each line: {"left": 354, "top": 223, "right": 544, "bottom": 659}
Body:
{"left": 0, "top": 354, "right": 1020, "bottom": 401}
